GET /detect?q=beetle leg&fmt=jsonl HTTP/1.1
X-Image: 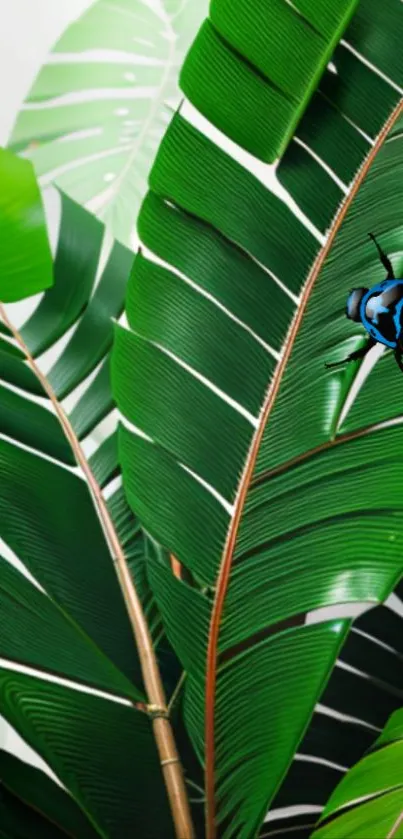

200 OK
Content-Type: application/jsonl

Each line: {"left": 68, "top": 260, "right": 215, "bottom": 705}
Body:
{"left": 394, "top": 349, "right": 403, "bottom": 373}
{"left": 325, "top": 336, "right": 376, "bottom": 369}
{"left": 394, "top": 336, "right": 403, "bottom": 373}
{"left": 369, "top": 233, "right": 395, "bottom": 279}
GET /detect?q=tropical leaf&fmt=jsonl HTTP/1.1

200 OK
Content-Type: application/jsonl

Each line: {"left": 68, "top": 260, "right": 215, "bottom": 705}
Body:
{"left": 263, "top": 593, "right": 403, "bottom": 837}
{"left": 0, "top": 149, "right": 53, "bottom": 303}
{"left": 180, "top": 0, "right": 359, "bottom": 160}
{"left": 9, "top": 0, "right": 208, "bottom": 247}
{"left": 112, "top": 0, "right": 403, "bottom": 835}
{"left": 0, "top": 669, "right": 173, "bottom": 839}
{"left": 0, "top": 749, "right": 98, "bottom": 838}
{"left": 311, "top": 708, "right": 403, "bottom": 838}
{"left": 0, "top": 172, "right": 188, "bottom": 836}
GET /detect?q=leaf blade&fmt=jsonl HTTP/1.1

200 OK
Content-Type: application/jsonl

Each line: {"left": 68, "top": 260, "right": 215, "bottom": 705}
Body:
{"left": 0, "top": 149, "right": 53, "bottom": 303}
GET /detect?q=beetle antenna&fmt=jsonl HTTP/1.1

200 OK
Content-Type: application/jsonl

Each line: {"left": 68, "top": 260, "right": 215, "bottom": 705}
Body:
{"left": 368, "top": 232, "right": 395, "bottom": 279}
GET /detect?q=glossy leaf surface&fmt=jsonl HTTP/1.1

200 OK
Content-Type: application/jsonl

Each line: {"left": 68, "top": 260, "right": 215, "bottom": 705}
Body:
{"left": 312, "top": 709, "right": 403, "bottom": 838}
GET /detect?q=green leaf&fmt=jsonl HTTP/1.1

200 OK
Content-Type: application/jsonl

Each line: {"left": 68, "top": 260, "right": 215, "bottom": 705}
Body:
{"left": 0, "top": 384, "right": 74, "bottom": 465}
{"left": 0, "top": 786, "right": 70, "bottom": 839}
{"left": 21, "top": 193, "right": 104, "bottom": 357}
{"left": 180, "top": 0, "right": 359, "bottom": 160}
{"left": 3, "top": 192, "right": 132, "bottom": 463}
{"left": 312, "top": 709, "right": 403, "bottom": 838}
{"left": 0, "top": 750, "right": 98, "bottom": 838}
{"left": 113, "top": 322, "right": 253, "bottom": 502}
{"left": 47, "top": 240, "right": 133, "bottom": 399}
{"left": 0, "top": 148, "right": 53, "bottom": 303}
{"left": 0, "top": 551, "right": 138, "bottom": 700}
{"left": 69, "top": 356, "right": 114, "bottom": 440}
{"left": 126, "top": 251, "right": 275, "bottom": 415}
{"left": 147, "top": 114, "right": 316, "bottom": 290}
{"left": 0, "top": 669, "right": 175, "bottom": 839}
{"left": 113, "top": 0, "right": 403, "bottom": 834}
{"left": 266, "top": 598, "right": 403, "bottom": 833}
{"left": 0, "top": 347, "right": 45, "bottom": 395}
{"left": 9, "top": 0, "right": 209, "bottom": 246}
{"left": 107, "top": 484, "right": 163, "bottom": 642}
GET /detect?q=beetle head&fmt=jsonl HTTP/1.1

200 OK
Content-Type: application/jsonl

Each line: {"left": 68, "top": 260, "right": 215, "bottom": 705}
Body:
{"left": 346, "top": 288, "right": 368, "bottom": 322}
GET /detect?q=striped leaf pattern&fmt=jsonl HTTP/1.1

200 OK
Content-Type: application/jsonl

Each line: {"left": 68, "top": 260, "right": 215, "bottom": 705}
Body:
{"left": 112, "top": 0, "right": 403, "bottom": 835}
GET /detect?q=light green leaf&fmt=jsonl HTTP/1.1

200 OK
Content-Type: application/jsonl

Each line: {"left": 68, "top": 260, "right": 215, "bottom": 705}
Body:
{"left": 0, "top": 149, "right": 53, "bottom": 303}
{"left": 312, "top": 709, "right": 403, "bottom": 838}
{"left": 9, "top": 0, "right": 209, "bottom": 246}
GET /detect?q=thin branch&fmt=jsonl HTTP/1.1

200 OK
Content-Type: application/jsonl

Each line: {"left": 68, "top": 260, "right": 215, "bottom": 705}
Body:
{"left": 204, "top": 97, "right": 403, "bottom": 839}
{"left": 186, "top": 779, "right": 206, "bottom": 796}
{"left": 168, "top": 671, "right": 187, "bottom": 713}
{"left": 0, "top": 303, "right": 194, "bottom": 839}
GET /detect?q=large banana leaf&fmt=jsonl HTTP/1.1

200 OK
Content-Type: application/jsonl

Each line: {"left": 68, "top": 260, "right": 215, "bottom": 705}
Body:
{"left": 0, "top": 155, "right": 181, "bottom": 837}
{"left": 311, "top": 708, "right": 403, "bottom": 838}
{"left": 112, "top": 0, "right": 403, "bottom": 835}
{"left": 9, "top": 0, "right": 208, "bottom": 247}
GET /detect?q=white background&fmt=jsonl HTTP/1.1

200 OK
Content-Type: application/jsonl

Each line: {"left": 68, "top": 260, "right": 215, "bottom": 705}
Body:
{"left": 0, "top": 0, "right": 92, "bottom": 144}
{"left": 0, "top": 0, "right": 93, "bottom": 763}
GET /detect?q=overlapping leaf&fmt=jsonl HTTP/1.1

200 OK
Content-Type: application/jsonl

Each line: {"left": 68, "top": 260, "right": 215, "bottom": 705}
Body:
{"left": 0, "top": 750, "right": 98, "bottom": 838}
{"left": 112, "top": 0, "right": 403, "bottom": 835}
{"left": 0, "top": 670, "right": 173, "bottom": 838}
{"left": 0, "top": 181, "right": 177, "bottom": 834}
{"left": 180, "top": 0, "right": 359, "bottom": 160}
{"left": 312, "top": 708, "right": 403, "bottom": 838}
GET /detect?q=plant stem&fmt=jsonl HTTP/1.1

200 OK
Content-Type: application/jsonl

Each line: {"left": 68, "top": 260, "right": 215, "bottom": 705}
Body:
{"left": 0, "top": 303, "right": 194, "bottom": 839}
{"left": 168, "top": 671, "right": 187, "bottom": 713}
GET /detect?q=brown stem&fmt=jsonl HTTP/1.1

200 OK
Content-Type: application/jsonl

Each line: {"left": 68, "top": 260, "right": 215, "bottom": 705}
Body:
{"left": 204, "top": 96, "right": 403, "bottom": 839}
{"left": 168, "top": 671, "right": 187, "bottom": 713}
{"left": 0, "top": 303, "right": 194, "bottom": 839}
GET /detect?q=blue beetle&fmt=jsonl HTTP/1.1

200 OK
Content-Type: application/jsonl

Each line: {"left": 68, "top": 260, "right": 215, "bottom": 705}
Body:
{"left": 326, "top": 233, "right": 403, "bottom": 373}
